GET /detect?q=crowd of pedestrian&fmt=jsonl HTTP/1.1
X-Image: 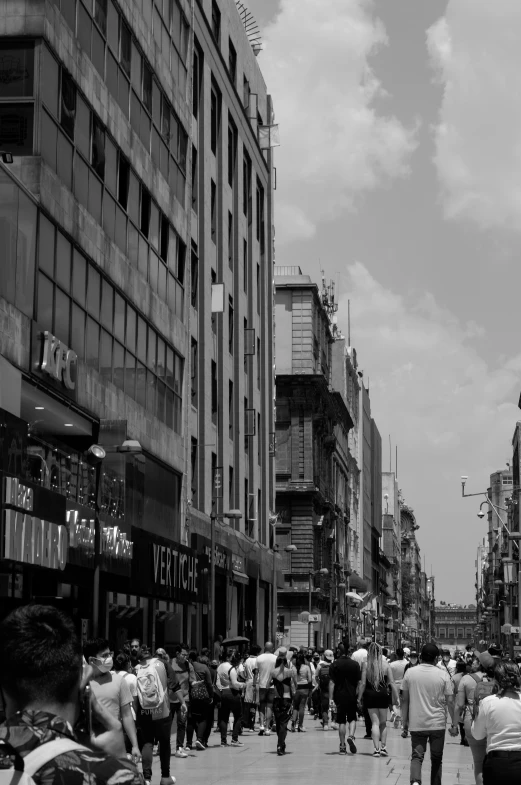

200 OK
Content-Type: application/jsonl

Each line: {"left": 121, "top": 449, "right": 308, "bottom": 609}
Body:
{"left": 2, "top": 603, "right": 521, "bottom": 785}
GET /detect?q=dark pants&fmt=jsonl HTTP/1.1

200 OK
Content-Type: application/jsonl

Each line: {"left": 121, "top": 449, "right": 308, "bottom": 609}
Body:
{"left": 410, "top": 729, "right": 445, "bottom": 785}
{"left": 273, "top": 697, "right": 292, "bottom": 750}
{"left": 171, "top": 702, "right": 187, "bottom": 750}
{"left": 483, "top": 752, "right": 521, "bottom": 785}
{"left": 293, "top": 688, "right": 311, "bottom": 727}
{"left": 242, "top": 701, "right": 255, "bottom": 730}
{"left": 186, "top": 700, "right": 208, "bottom": 746}
{"left": 140, "top": 714, "right": 172, "bottom": 780}
{"left": 202, "top": 701, "right": 216, "bottom": 744}
{"left": 218, "top": 690, "right": 242, "bottom": 742}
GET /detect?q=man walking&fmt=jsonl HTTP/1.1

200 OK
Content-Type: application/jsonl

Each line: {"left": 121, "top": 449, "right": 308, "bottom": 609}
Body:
{"left": 315, "top": 650, "right": 334, "bottom": 730}
{"left": 328, "top": 643, "right": 361, "bottom": 754}
{"left": 401, "top": 643, "right": 457, "bottom": 785}
{"left": 389, "top": 647, "right": 408, "bottom": 728}
{"left": 256, "top": 642, "right": 277, "bottom": 736}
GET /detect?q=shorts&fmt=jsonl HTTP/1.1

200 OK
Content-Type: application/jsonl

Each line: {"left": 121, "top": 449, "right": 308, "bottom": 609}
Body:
{"left": 336, "top": 700, "right": 357, "bottom": 725}
{"left": 319, "top": 690, "right": 329, "bottom": 715}
{"left": 364, "top": 686, "right": 389, "bottom": 709}
{"left": 259, "top": 687, "right": 275, "bottom": 707}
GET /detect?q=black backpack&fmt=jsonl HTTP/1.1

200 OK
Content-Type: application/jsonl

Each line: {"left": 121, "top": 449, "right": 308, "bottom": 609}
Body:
{"left": 318, "top": 664, "right": 330, "bottom": 690}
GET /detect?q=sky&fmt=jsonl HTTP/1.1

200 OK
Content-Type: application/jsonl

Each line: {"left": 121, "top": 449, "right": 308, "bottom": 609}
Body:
{"left": 245, "top": 0, "right": 521, "bottom": 605}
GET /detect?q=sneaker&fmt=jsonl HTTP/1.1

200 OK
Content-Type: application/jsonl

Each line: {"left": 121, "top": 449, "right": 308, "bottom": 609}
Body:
{"left": 195, "top": 740, "right": 205, "bottom": 751}
{"left": 183, "top": 745, "right": 192, "bottom": 751}
{"left": 331, "top": 722, "right": 339, "bottom": 730}
{"left": 144, "top": 781, "right": 151, "bottom": 785}
{"left": 174, "top": 748, "right": 188, "bottom": 758}
{"left": 258, "top": 727, "right": 265, "bottom": 736}
{"left": 231, "top": 739, "right": 243, "bottom": 747}
{"left": 372, "top": 748, "right": 380, "bottom": 757}
{"left": 347, "top": 736, "right": 357, "bottom": 754}
{"left": 290, "top": 722, "right": 296, "bottom": 733}
{"left": 220, "top": 741, "right": 228, "bottom": 747}
{"left": 339, "top": 744, "right": 347, "bottom": 755}
{"left": 297, "top": 726, "right": 306, "bottom": 732}
{"left": 264, "top": 729, "right": 271, "bottom": 737}
{"left": 160, "top": 779, "right": 176, "bottom": 785}
{"left": 380, "top": 746, "right": 388, "bottom": 757}
{"left": 276, "top": 746, "right": 285, "bottom": 756}
{"left": 323, "top": 724, "right": 330, "bottom": 731}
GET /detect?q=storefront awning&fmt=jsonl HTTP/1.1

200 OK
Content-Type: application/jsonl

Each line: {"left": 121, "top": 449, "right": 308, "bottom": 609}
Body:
{"left": 232, "top": 569, "right": 249, "bottom": 585}
{"left": 348, "top": 573, "right": 368, "bottom": 592}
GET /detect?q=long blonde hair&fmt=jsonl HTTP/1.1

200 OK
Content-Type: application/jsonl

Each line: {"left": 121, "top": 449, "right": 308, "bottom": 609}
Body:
{"left": 366, "top": 642, "right": 386, "bottom": 689}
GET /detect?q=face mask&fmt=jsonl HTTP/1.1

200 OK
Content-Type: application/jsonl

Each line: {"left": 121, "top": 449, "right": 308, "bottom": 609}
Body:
{"left": 410, "top": 659, "right": 417, "bottom": 665}
{"left": 94, "top": 656, "right": 113, "bottom": 673}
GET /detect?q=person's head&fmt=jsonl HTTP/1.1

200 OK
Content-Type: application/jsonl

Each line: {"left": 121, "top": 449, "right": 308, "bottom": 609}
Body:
{"left": 210, "top": 659, "right": 218, "bottom": 669}
{"left": 264, "top": 641, "right": 274, "bottom": 653}
{"left": 396, "top": 647, "right": 405, "bottom": 660}
{"left": 275, "top": 647, "right": 288, "bottom": 668}
{"left": 420, "top": 643, "right": 439, "bottom": 664}
{"left": 312, "top": 652, "right": 320, "bottom": 665}
{"left": 456, "top": 661, "right": 467, "bottom": 675}
{"left": 441, "top": 649, "right": 451, "bottom": 663}
{"left": 216, "top": 635, "right": 223, "bottom": 643}
{"left": 323, "top": 649, "right": 334, "bottom": 664}
{"left": 494, "top": 660, "right": 521, "bottom": 695}
{"left": 295, "top": 651, "right": 307, "bottom": 672}
{"left": 155, "top": 648, "right": 170, "bottom": 664}
{"left": 403, "top": 647, "right": 411, "bottom": 658}
{"left": 201, "top": 647, "right": 210, "bottom": 658}
{"left": 129, "top": 638, "right": 142, "bottom": 661}
{"left": 382, "top": 648, "right": 388, "bottom": 657}
{"left": 0, "top": 604, "right": 83, "bottom": 722}
{"left": 469, "top": 656, "right": 481, "bottom": 674}
{"left": 251, "top": 644, "right": 261, "bottom": 656}
{"left": 199, "top": 654, "right": 210, "bottom": 666}
{"left": 188, "top": 649, "right": 199, "bottom": 663}
{"left": 83, "top": 638, "right": 113, "bottom": 675}
{"left": 409, "top": 650, "right": 418, "bottom": 665}
{"left": 175, "top": 644, "right": 188, "bottom": 665}
{"left": 337, "top": 643, "right": 346, "bottom": 657}
{"left": 488, "top": 643, "right": 503, "bottom": 659}
{"left": 225, "top": 648, "right": 240, "bottom": 666}
{"left": 114, "top": 652, "right": 132, "bottom": 673}
{"left": 477, "top": 650, "right": 496, "bottom": 676}
{"left": 139, "top": 644, "right": 152, "bottom": 661}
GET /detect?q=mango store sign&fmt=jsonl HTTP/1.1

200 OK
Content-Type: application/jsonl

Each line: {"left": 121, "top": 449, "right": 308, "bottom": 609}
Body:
{"left": 2, "top": 477, "right": 67, "bottom": 570}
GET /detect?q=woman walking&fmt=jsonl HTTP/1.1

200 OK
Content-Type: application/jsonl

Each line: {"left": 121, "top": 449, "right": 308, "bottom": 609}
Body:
{"left": 216, "top": 649, "right": 245, "bottom": 747}
{"left": 472, "top": 660, "right": 521, "bottom": 785}
{"left": 359, "top": 642, "right": 398, "bottom": 757}
{"left": 291, "top": 651, "right": 313, "bottom": 732}
{"left": 268, "top": 647, "right": 297, "bottom": 755}
{"left": 455, "top": 652, "right": 497, "bottom": 785}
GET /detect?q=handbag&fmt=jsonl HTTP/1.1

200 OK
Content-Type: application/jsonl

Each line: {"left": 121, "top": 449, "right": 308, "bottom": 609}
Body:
{"left": 188, "top": 663, "right": 210, "bottom": 702}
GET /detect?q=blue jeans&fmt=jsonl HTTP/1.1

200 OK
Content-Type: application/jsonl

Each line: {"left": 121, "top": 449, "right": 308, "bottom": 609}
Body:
{"left": 410, "top": 729, "right": 445, "bottom": 785}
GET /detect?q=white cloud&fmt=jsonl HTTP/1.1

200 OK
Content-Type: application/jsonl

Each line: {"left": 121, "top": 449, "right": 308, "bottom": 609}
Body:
{"left": 260, "top": 0, "right": 418, "bottom": 246}
{"left": 342, "top": 263, "right": 521, "bottom": 601}
{"left": 428, "top": 0, "right": 521, "bottom": 230}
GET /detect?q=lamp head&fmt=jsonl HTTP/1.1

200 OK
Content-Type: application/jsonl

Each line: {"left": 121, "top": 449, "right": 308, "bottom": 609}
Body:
{"left": 477, "top": 510, "right": 485, "bottom": 519}
{"left": 461, "top": 475, "right": 468, "bottom": 482}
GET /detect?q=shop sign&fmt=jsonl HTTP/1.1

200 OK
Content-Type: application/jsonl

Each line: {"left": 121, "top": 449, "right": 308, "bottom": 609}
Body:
{"left": 232, "top": 554, "right": 244, "bottom": 572}
{"left": 40, "top": 331, "right": 77, "bottom": 391}
{"left": 2, "top": 477, "right": 67, "bottom": 570}
{"left": 153, "top": 543, "right": 198, "bottom": 594}
{"left": 67, "top": 510, "right": 133, "bottom": 561}
{"left": 101, "top": 526, "right": 133, "bottom": 560}
{"left": 203, "top": 543, "right": 230, "bottom": 571}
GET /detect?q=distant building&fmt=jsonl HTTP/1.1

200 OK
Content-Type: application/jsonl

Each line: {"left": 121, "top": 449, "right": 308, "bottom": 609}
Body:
{"left": 434, "top": 605, "right": 477, "bottom": 650}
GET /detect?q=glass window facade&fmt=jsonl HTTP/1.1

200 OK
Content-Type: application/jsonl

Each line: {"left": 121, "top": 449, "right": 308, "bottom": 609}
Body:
{"left": 0, "top": 41, "right": 35, "bottom": 155}
{"left": 40, "top": 44, "right": 186, "bottom": 319}
{"left": 0, "top": 168, "right": 36, "bottom": 317}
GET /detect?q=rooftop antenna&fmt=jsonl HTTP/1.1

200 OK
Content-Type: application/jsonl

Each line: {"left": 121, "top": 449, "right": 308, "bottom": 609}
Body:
{"left": 396, "top": 446, "right": 398, "bottom": 479}
{"left": 235, "top": 1, "right": 263, "bottom": 52}
{"left": 389, "top": 435, "right": 392, "bottom": 472}
{"left": 348, "top": 299, "right": 351, "bottom": 346}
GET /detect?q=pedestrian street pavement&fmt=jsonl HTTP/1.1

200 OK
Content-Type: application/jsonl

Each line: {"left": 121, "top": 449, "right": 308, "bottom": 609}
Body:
{"left": 152, "top": 720, "right": 477, "bottom": 785}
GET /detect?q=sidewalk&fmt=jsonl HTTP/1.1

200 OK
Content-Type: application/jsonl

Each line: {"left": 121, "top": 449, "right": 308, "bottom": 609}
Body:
{"left": 151, "top": 720, "right": 476, "bottom": 785}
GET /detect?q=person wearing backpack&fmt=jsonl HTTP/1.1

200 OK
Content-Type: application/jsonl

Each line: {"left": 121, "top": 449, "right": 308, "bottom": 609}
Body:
{"left": 168, "top": 646, "right": 193, "bottom": 758}
{"left": 185, "top": 650, "right": 213, "bottom": 750}
{"left": 0, "top": 604, "right": 143, "bottom": 785}
{"left": 216, "top": 649, "right": 246, "bottom": 746}
{"left": 455, "top": 652, "right": 497, "bottom": 785}
{"left": 135, "top": 644, "right": 182, "bottom": 785}
{"left": 314, "top": 650, "right": 334, "bottom": 730}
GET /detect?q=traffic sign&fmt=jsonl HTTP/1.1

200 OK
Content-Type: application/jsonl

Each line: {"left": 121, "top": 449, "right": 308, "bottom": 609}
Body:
{"left": 510, "top": 626, "right": 520, "bottom": 634}
{"left": 308, "top": 614, "right": 321, "bottom": 623}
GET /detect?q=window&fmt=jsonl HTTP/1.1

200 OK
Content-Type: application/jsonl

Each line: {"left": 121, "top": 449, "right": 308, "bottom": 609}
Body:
{"left": 228, "top": 211, "right": 233, "bottom": 269}
{"left": 94, "top": 0, "right": 108, "bottom": 33}
{"left": 229, "top": 380, "right": 234, "bottom": 439}
{"left": 256, "top": 264, "right": 260, "bottom": 314}
{"left": 228, "top": 121, "right": 237, "bottom": 187}
{"left": 192, "top": 45, "right": 201, "bottom": 119}
{"left": 243, "top": 75, "right": 250, "bottom": 110}
{"left": 258, "top": 413, "right": 261, "bottom": 463}
{"left": 228, "top": 297, "right": 234, "bottom": 354}
{"left": 257, "top": 181, "right": 265, "bottom": 254}
{"left": 243, "top": 239, "right": 248, "bottom": 292}
{"left": 0, "top": 42, "right": 35, "bottom": 155}
{"left": 244, "top": 478, "right": 248, "bottom": 532}
{"left": 243, "top": 153, "right": 251, "bottom": 217}
{"left": 448, "top": 628, "right": 455, "bottom": 637}
{"left": 229, "top": 466, "right": 234, "bottom": 507}
{"left": 91, "top": 116, "right": 105, "bottom": 178}
{"left": 257, "top": 337, "right": 261, "bottom": 388}
{"left": 439, "top": 628, "right": 446, "bottom": 638}
{"left": 228, "top": 40, "right": 237, "bottom": 85}
{"left": 140, "top": 186, "right": 151, "bottom": 236}
{"left": 118, "top": 154, "right": 130, "bottom": 209}
{"left": 211, "top": 1, "right": 221, "bottom": 43}
{"left": 191, "top": 337, "right": 198, "bottom": 406}
{"left": 191, "top": 144, "right": 198, "bottom": 212}
{"left": 142, "top": 63, "right": 153, "bottom": 113}
{"left": 210, "top": 180, "right": 216, "bottom": 243}
{"left": 60, "top": 71, "right": 76, "bottom": 139}
{"left": 457, "top": 627, "right": 464, "bottom": 638}
{"left": 210, "top": 86, "right": 221, "bottom": 155}
{"left": 211, "top": 360, "right": 217, "bottom": 425}
{"left": 190, "top": 245, "right": 198, "bottom": 308}
{"left": 191, "top": 438, "right": 198, "bottom": 503}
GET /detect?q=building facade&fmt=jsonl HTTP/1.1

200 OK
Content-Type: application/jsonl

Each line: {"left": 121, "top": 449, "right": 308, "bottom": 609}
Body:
{"left": 0, "top": 0, "right": 276, "bottom": 650}
{"left": 434, "top": 605, "right": 477, "bottom": 651}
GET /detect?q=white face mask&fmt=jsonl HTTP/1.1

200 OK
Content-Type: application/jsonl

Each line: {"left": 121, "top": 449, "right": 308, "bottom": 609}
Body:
{"left": 94, "top": 656, "right": 113, "bottom": 673}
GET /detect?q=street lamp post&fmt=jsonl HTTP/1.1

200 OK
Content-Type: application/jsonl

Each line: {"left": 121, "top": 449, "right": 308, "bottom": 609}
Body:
{"left": 308, "top": 568, "right": 328, "bottom": 648}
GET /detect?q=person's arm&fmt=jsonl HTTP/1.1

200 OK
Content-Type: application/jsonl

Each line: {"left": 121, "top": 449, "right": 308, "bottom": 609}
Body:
{"left": 328, "top": 669, "right": 335, "bottom": 706}
{"left": 166, "top": 662, "right": 187, "bottom": 714}
{"left": 454, "top": 677, "right": 467, "bottom": 724}
{"left": 447, "top": 694, "right": 457, "bottom": 734}
{"left": 229, "top": 666, "right": 245, "bottom": 692}
{"left": 471, "top": 699, "right": 487, "bottom": 740}
{"left": 357, "top": 663, "right": 367, "bottom": 705}
{"left": 291, "top": 666, "right": 298, "bottom": 696}
{"left": 386, "top": 664, "right": 399, "bottom": 707}
{"left": 400, "top": 687, "right": 410, "bottom": 730}
{"left": 121, "top": 702, "right": 140, "bottom": 760}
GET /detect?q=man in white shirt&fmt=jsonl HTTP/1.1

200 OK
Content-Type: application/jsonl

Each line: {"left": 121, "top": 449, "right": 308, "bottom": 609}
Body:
{"left": 389, "top": 648, "right": 408, "bottom": 728}
{"left": 242, "top": 645, "right": 259, "bottom": 732}
{"left": 437, "top": 649, "right": 457, "bottom": 683}
{"left": 401, "top": 643, "right": 457, "bottom": 785}
{"left": 256, "top": 642, "right": 277, "bottom": 736}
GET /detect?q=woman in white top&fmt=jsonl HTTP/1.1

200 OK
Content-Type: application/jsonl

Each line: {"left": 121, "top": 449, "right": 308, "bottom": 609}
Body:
{"left": 267, "top": 647, "right": 297, "bottom": 756}
{"left": 472, "top": 661, "right": 521, "bottom": 785}
{"left": 290, "top": 651, "right": 313, "bottom": 732}
{"left": 216, "top": 649, "right": 245, "bottom": 746}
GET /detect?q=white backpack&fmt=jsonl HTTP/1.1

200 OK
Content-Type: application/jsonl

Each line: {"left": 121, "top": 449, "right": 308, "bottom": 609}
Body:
{"left": 136, "top": 660, "right": 165, "bottom": 714}
{"left": 0, "top": 738, "right": 89, "bottom": 785}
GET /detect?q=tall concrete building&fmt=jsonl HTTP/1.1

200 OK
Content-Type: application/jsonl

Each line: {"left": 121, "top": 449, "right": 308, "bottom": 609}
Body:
{"left": 0, "top": 0, "right": 276, "bottom": 649}
{"left": 382, "top": 471, "right": 402, "bottom": 647}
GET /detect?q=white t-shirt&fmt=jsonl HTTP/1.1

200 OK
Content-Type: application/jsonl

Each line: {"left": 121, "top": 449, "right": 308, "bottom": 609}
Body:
{"left": 256, "top": 652, "right": 277, "bottom": 688}
{"left": 437, "top": 659, "right": 457, "bottom": 678}
{"left": 123, "top": 671, "right": 138, "bottom": 720}
{"left": 472, "top": 693, "right": 521, "bottom": 751}
{"left": 402, "top": 664, "right": 453, "bottom": 732}
{"left": 390, "top": 658, "right": 408, "bottom": 687}
{"left": 351, "top": 648, "right": 368, "bottom": 666}
{"left": 243, "top": 656, "right": 257, "bottom": 681}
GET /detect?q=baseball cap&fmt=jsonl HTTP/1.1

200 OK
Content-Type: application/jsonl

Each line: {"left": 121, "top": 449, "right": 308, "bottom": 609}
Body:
{"left": 421, "top": 643, "right": 440, "bottom": 660}
{"left": 488, "top": 644, "right": 502, "bottom": 658}
{"left": 277, "top": 646, "right": 288, "bottom": 657}
{"left": 403, "top": 647, "right": 411, "bottom": 656}
{"left": 324, "top": 649, "right": 334, "bottom": 662}
{"left": 441, "top": 649, "right": 451, "bottom": 656}
{"left": 409, "top": 650, "right": 418, "bottom": 659}
{"left": 478, "top": 651, "right": 495, "bottom": 670}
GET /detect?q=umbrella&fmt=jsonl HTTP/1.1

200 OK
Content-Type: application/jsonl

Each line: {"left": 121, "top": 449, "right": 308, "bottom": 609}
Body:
{"left": 345, "top": 591, "right": 364, "bottom": 603}
{"left": 222, "top": 636, "right": 250, "bottom": 646}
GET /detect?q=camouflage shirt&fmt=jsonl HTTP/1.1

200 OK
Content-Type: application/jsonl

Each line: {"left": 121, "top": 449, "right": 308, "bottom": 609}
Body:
{"left": 0, "top": 710, "right": 142, "bottom": 785}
